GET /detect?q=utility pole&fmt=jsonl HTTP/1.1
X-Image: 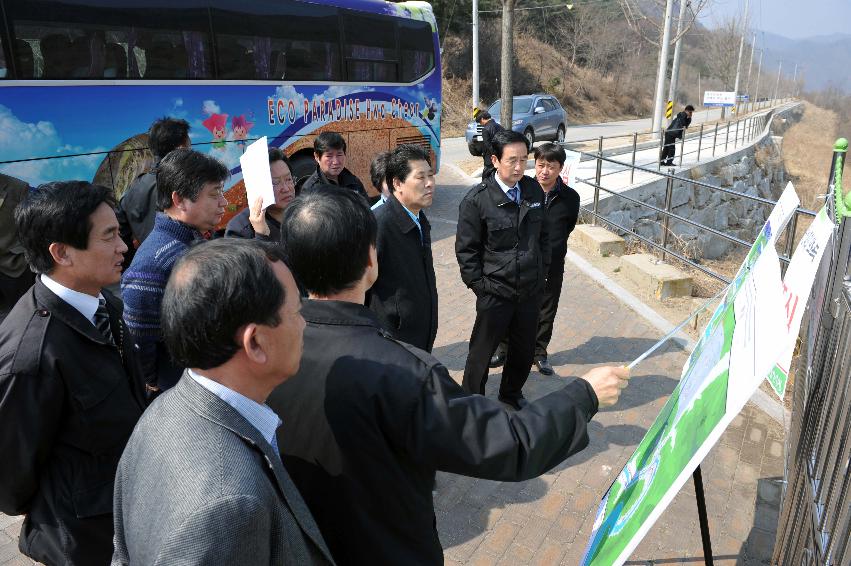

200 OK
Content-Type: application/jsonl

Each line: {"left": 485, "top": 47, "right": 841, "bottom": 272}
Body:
{"left": 651, "top": 0, "right": 675, "bottom": 136}
{"left": 792, "top": 63, "right": 798, "bottom": 97}
{"left": 499, "top": 0, "right": 515, "bottom": 128}
{"left": 732, "top": 0, "right": 750, "bottom": 117}
{"left": 744, "top": 33, "right": 756, "bottom": 112}
{"left": 667, "top": 0, "right": 688, "bottom": 107}
{"left": 753, "top": 49, "right": 763, "bottom": 108}
{"left": 472, "top": 0, "right": 480, "bottom": 110}
{"left": 773, "top": 60, "right": 782, "bottom": 102}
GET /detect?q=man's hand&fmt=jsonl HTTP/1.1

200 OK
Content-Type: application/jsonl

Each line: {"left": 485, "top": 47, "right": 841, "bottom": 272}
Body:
{"left": 249, "top": 196, "right": 270, "bottom": 237}
{"left": 581, "top": 366, "right": 631, "bottom": 408}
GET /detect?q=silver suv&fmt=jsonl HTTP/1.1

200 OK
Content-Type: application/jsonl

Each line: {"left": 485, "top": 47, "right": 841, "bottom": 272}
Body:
{"left": 466, "top": 94, "right": 567, "bottom": 155}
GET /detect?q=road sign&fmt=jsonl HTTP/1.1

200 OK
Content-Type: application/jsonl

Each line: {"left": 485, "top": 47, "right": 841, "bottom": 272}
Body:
{"left": 703, "top": 91, "right": 736, "bottom": 107}
{"left": 665, "top": 100, "right": 673, "bottom": 119}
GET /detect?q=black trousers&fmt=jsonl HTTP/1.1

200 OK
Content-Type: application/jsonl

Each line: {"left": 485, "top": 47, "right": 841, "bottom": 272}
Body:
{"left": 496, "top": 265, "right": 565, "bottom": 361}
{"left": 660, "top": 133, "right": 678, "bottom": 164}
{"left": 463, "top": 292, "right": 541, "bottom": 400}
{"left": 534, "top": 267, "right": 565, "bottom": 359}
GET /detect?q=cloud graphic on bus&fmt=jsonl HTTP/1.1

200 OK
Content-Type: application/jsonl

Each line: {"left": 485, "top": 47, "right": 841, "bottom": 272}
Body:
{"left": 202, "top": 100, "right": 221, "bottom": 115}
{"left": 0, "top": 104, "right": 104, "bottom": 186}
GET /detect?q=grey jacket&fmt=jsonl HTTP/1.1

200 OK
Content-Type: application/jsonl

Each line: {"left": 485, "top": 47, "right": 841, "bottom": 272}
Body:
{"left": 112, "top": 373, "right": 334, "bottom": 566}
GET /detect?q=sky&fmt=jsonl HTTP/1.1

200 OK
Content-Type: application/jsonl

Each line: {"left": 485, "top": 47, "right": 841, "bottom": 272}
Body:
{"left": 700, "top": 0, "right": 851, "bottom": 40}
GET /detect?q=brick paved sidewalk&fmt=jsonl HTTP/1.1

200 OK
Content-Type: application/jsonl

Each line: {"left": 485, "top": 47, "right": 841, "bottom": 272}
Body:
{"left": 0, "top": 165, "right": 784, "bottom": 565}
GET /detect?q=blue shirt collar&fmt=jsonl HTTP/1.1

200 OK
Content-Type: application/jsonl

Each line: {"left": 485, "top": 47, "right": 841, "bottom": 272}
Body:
{"left": 187, "top": 369, "right": 282, "bottom": 453}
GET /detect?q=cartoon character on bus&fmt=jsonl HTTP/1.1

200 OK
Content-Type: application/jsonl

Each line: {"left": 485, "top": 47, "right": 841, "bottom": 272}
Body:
{"left": 231, "top": 114, "right": 254, "bottom": 150}
{"left": 202, "top": 113, "right": 228, "bottom": 149}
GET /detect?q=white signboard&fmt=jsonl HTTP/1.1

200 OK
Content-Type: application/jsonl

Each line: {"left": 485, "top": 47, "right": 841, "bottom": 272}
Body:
{"left": 703, "top": 91, "right": 736, "bottom": 107}
{"left": 560, "top": 150, "right": 582, "bottom": 188}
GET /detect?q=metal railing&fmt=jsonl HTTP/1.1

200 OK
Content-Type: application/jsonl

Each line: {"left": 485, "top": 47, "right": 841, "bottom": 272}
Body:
{"left": 773, "top": 141, "right": 851, "bottom": 565}
{"left": 572, "top": 101, "right": 810, "bottom": 286}
{"left": 564, "top": 102, "right": 787, "bottom": 186}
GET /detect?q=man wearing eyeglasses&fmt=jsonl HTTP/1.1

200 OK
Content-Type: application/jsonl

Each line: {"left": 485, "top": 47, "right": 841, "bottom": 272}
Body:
{"left": 455, "top": 129, "right": 551, "bottom": 410}
{"left": 225, "top": 148, "right": 295, "bottom": 247}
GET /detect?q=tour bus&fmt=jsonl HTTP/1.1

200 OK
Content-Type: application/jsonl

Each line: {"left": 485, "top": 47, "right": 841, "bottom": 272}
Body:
{"left": 0, "top": 0, "right": 441, "bottom": 222}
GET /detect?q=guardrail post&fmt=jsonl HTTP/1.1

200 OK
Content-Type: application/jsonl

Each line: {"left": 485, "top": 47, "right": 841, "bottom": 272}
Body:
{"left": 630, "top": 132, "right": 638, "bottom": 184}
{"left": 678, "top": 134, "right": 685, "bottom": 167}
{"left": 593, "top": 136, "right": 603, "bottom": 226}
{"left": 658, "top": 129, "right": 665, "bottom": 171}
{"left": 712, "top": 124, "right": 719, "bottom": 157}
{"left": 696, "top": 124, "right": 704, "bottom": 161}
{"left": 783, "top": 211, "right": 799, "bottom": 267}
{"left": 734, "top": 120, "right": 740, "bottom": 149}
{"left": 725, "top": 121, "right": 731, "bottom": 152}
{"left": 661, "top": 175, "right": 674, "bottom": 261}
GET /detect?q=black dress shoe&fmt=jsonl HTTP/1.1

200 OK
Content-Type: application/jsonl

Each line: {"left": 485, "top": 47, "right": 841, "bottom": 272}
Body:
{"left": 498, "top": 395, "right": 528, "bottom": 410}
{"left": 535, "top": 358, "right": 554, "bottom": 376}
{"left": 489, "top": 351, "right": 506, "bottom": 368}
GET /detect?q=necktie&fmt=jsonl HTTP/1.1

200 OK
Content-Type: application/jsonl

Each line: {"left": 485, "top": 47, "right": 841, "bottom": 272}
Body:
{"left": 94, "top": 299, "right": 115, "bottom": 345}
{"left": 507, "top": 187, "right": 519, "bottom": 204}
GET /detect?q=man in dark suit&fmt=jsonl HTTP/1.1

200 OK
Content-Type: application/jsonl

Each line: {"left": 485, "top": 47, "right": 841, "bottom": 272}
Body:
{"left": 0, "top": 181, "right": 145, "bottom": 566}
{"left": 268, "top": 187, "right": 629, "bottom": 565}
{"left": 368, "top": 144, "right": 438, "bottom": 352}
{"left": 456, "top": 129, "right": 550, "bottom": 409}
{"left": 476, "top": 110, "right": 506, "bottom": 179}
{"left": 112, "top": 238, "right": 333, "bottom": 565}
{"left": 660, "top": 104, "right": 694, "bottom": 165}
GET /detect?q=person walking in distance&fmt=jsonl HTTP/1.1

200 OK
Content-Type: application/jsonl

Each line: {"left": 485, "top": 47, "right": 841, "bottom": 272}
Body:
{"left": 660, "top": 104, "right": 694, "bottom": 166}
{"left": 475, "top": 110, "right": 506, "bottom": 179}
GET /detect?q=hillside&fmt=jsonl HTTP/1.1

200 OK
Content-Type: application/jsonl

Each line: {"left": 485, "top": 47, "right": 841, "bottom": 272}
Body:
{"left": 441, "top": 34, "right": 656, "bottom": 137}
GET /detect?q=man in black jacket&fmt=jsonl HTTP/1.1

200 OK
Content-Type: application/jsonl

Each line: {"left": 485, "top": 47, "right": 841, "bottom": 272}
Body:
{"left": 531, "top": 143, "right": 580, "bottom": 374}
{"left": 660, "top": 104, "right": 694, "bottom": 166}
{"left": 476, "top": 110, "right": 505, "bottom": 178}
{"left": 491, "top": 143, "right": 581, "bottom": 374}
{"left": 456, "top": 129, "right": 551, "bottom": 408}
{"left": 368, "top": 144, "right": 438, "bottom": 352}
{"left": 267, "top": 187, "right": 629, "bottom": 565}
{"left": 0, "top": 173, "right": 34, "bottom": 323}
{"left": 0, "top": 181, "right": 145, "bottom": 566}
{"left": 115, "top": 117, "right": 190, "bottom": 267}
{"left": 300, "top": 131, "right": 368, "bottom": 198}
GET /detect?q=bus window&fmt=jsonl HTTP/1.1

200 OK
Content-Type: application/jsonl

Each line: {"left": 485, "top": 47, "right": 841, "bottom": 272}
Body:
{"left": 0, "top": 39, "right": 6, "bottom": 78}
{"left": 399, "top": 19, "right": 434, "bottom": 82}
{"left": 6, "top": 2, "right": 211, "bottom": 80}
{"left": 211, "top": 1, "right": 340, "bottom": 81}
{"left": 343, "top": 13, "right": 397, "bottom": 83}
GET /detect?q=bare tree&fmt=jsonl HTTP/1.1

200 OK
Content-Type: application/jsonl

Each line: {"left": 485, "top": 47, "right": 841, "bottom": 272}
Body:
{"left": 704, "top": 17, "right": 740, "bottom": 89}
{"left": 617, "top": 0, "right": 709, "bottom": 47}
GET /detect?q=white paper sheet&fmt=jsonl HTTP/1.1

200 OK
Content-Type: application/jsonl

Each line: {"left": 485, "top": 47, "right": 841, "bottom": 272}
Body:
{"left": 239, "top": 136, "right": 275, "bottom": 211}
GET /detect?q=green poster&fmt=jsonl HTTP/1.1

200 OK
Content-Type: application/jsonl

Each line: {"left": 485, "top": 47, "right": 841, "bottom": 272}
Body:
{"left": 581, "top": 184, "right": 801, "bottom": 566}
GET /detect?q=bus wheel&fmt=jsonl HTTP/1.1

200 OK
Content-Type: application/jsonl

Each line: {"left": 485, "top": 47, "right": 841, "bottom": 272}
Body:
{"left": 290, "top": 154, "right": 316, "bottom": 192}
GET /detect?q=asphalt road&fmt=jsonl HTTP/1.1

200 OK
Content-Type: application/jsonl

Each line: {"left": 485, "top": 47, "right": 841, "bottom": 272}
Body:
{"left": 439, "top": 103, "right": 778, "bottom": 167}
